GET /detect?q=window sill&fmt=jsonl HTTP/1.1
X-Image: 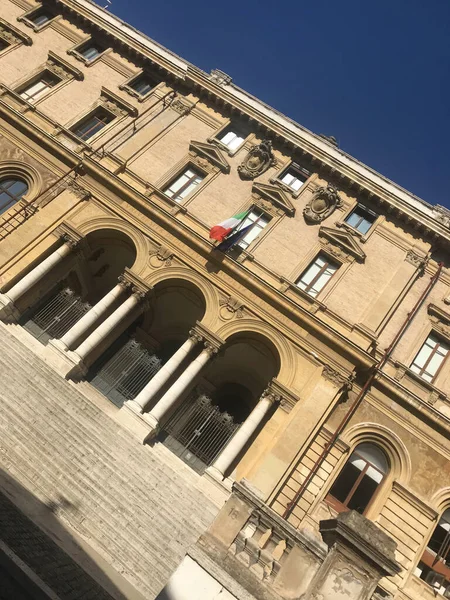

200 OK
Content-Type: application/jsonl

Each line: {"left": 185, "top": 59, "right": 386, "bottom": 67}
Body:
{"left": 207, "top": 136, "right": 245, "bottom": 157}
{"left": 17, "top": 16, "right": 57, "bottom": 33}
{"left": 393, "top": 361, "right": 448, "bottom": 404}
{"left": 280, "top": 278, "right": 326, "bottom": 313}
{"left": 66, "top": 49, "right": 106, "bottom": 67}
{"left": 335, "top": 221, "right": 369, "bottom": 243}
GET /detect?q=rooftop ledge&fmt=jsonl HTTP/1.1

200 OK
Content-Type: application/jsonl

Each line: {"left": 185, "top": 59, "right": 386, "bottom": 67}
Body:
{"left": 59, "top": 0, "right": 450, "bottom": 230}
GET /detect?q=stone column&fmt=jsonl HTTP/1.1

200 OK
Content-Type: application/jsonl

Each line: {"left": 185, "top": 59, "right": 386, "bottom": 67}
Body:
{"left": 127, "top": 330, "right": 202, "bottom": 414}
{"left": 56, "top": 280, "right": 127, "bottom": 351}
{"left": 143, "top": 341, "right": 220, "bottom": 439}
{"left": 206, "top": 389, "right": 278, "bottom": 481}
{"left": 0, "top": 237, "right": 77, "bottom": 322}
{"left": 72, "top": 288, "right": 145, "bottom": 365}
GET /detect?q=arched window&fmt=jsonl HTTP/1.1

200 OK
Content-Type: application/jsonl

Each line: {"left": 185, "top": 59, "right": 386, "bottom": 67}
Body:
{"left": 417, "top": 509, "right": 450, "bottom": 594}
{"left": 0, "top": 178, "right": 28, "bottom": 215}
{"left": 325, "top": 443, "right": 389, "bottom": 515}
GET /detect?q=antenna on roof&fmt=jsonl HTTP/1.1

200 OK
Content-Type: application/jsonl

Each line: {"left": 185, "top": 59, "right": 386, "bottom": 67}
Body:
{"left": 103, "top": 0, "right": 112, "bottom": 9}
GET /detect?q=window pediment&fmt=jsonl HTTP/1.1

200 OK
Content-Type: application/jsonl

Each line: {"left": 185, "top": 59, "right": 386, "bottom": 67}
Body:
{"left": 189, "top": 141, "right": 230, "bottom": 174}
{"left": 251, "top": 182, "right": 295, "bottom": 216}
{"left": 319, "top": 226, "right": 366, "bottom": 262}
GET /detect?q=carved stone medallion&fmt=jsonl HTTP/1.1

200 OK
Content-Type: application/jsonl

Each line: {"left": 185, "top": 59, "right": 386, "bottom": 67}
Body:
{"left": 237, "top": 140, "right": 276, "bottom": 180}
{"left": 303, "top": 184, "right": 343, "bottom": 224}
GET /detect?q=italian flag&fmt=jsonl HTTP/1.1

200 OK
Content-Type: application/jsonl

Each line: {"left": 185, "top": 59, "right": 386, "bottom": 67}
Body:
{"left": 209, "top": 210, "right": 249, "bottom": 242}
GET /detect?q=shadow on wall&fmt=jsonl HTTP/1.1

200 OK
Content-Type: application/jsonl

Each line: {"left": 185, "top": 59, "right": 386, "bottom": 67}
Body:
{"left": 0, "top": 467, "right": 132, "bottom": 600}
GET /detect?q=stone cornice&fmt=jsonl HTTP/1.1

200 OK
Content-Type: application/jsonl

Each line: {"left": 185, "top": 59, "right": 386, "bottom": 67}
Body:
{"left": 47, "top": 0, "right": 450, "bottom": 245}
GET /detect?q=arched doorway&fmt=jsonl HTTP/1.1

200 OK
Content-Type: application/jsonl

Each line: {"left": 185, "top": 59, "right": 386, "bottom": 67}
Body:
{"left": 161, "top": 332, "right": 280, "bottom": 473}
{"left": 21, "top": 228, "right": 137, "bottom": 344}
{"left": 86, "top": 278, "right": 206, "bottom": 407}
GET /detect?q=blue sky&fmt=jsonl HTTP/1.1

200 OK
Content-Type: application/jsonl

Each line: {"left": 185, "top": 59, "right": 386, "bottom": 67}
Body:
{"left": 107, "top": 0, "right": 450, "bottom": 208}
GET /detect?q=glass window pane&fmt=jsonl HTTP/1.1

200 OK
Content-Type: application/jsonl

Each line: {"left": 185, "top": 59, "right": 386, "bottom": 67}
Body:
{"left": 347, "top": 474, "right": 378, "bottom": 514}
{"left": 329, "top": 462, "right": 361, "bottom": 503}
{"left": 354, "top": 443, "right": 388, "bottom": 473}
{"left": 8, "top": 180, "right": 28, "bottom": 197}
{"left": 31, "top": 12, "right": 51, "bottom": 26}
{"left": 131, "top": 76, "right": 153, "bottom": 95}
{"left": 345, "top": 205, "right": 376, "bottom": 234}
{"left": 0, "top": 177, "right": 28, "bottom": 214}
{"left": 237, "top": 210, "right": 270, "bottom": 249}
{"left": 80, "top": 44, "right": 102, "bottom": 60}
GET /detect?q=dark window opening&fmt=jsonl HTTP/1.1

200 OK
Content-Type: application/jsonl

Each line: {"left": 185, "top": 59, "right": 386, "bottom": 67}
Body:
{"left": 325, "top": 443, "right": 388, "bottom": 515}
{"left": 0, "top": 38, "right": 10, "bottom": 52}
{"left": 71, "top": 109, "right": 114, "bottom": 141}
{"left": 27, "top": 8, "right": 54, "bottom": 27}
{"left": 345, "top": 204, "right": 377, "bottom": 234}
{"left": 77, "top": 42, "right": 104, "bottom": 61}
{"left": 129, "top": 74, "right": 158, "bottom": 96}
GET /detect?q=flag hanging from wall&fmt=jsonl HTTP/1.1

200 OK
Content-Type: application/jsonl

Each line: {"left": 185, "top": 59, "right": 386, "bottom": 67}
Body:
{"left": 209, "top": 210, "right": 249, "bottom": 242}
{"left": 216, "top": 217, "right": 262, "bottom": 253}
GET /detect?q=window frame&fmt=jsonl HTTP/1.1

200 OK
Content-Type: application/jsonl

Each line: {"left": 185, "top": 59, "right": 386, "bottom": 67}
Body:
{"left": 18, "top": 6, "right": 58, "bottom": 32}
{"left": 343, "top": 203, "right": 378, "bottom": 237}
{"left": 417, "top": 509, "right": 450, "bottom": 593}
{"left": 0, "top": 177, "right": 29, "bottom": 216}
{"left": 410, "top": 333, "right": 449, "bottom": 384}
{"left": 295, "top": 253, "right": 339, "bottom": 298}
{"left": 70, "top": 107, "right": 116, "bottom": 142}
{"left": 273, "top": 161, "right": 312, "bottom": 198}
{"left": 210, "top": 121, "right": 251, "bottom": 156}
{"left": 324, "top": 444, "right": 389, "bottom": 517}
{"left": 235, "top": 207, "right": 272, "bottom": 251}
{"left": 16, "top": 70, "right": 61, "bottom": 104}
{"left": 163, "top": 166, "right": 206, "bottom": 204}
{"left": 67, "top": 38, "right": 108, "bottom": 66}
{"left": 120, "top": 70, "right": 163, "bottom": 102}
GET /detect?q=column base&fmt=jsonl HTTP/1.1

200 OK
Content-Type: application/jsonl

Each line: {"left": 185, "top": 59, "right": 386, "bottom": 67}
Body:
{"left": 116, "top": 401, "right": 158, "bottom": 443}
{"left": 45, "top": 339, "right": 87, "bottom": 380}
{"left": 0, "top": 293, "right": 20, "bottom": 323}
{"left": 204, "top": 465, "right": 234, "bottom": 493}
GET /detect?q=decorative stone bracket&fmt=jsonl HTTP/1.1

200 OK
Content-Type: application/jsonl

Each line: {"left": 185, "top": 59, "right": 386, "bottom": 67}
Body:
{"left": 252, "top": 182, "right": 295, "bottom": 217}
{"left": 100, "top": 87, "right": 138, "bottom": 118}
{"left": 319, "top": 226, "right": 366, "bottom": 262}
{"left": 189, "top": 141, "right": 230, "bottom": 174}
{"left": 0, "top": 17, "right": 32, "bottom": 46}
{"left": 47, "top": 51, "right": 84, "bottom": 81}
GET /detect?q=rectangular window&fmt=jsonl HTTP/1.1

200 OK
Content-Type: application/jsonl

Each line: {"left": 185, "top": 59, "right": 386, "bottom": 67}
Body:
{"left": 410, "top": 335, "right": 448, "bottom": 382}
{"left": 296, "top": 254, "right": 338, "bottom": 297}
{"left": 345, "top": 204, "right": 377, "bottom": 234}
{"left": 27, "top": 8, "right": 53, "bottom": 27}
{"left": 71, "top": 109, "right": 114, "bottom": 141}
{"left": 0, "top": 38, "right": 9, "bottom": 52}
{"left": 279, "top": 165, "right": 308, "bottom": 192}
{"left": 18, "top": 72, "right": 60, "bottom": 103}
{"left": 164, "top": 168, "right": 204, "bottom": 202}
{"left": 237, "top": 208, "right": 271, "bottom": 250}
{"left": 128, "top": 74, "right": 156, "bottom": 96}
{"left": 218, "top": 128, "right": 245, "bottom": 151}
{"left": 77, "top": 42, "right": 104, "bottom": 61}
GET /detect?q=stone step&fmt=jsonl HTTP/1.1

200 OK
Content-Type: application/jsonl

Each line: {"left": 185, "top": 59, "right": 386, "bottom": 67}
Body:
{"left": 0, "top": 324, "right": 219, "bottom": 598}
{"left": 0, "top": 328, "right": 212, "bottom": 503}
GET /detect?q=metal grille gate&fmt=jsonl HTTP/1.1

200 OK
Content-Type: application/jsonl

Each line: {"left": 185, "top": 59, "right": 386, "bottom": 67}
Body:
{"left": 162, "top": 392, "right": 239, "bottom": 474}
{"left": 22, "top": 287, "right": 92, "bottom": 344}
{"left": 88, "top": 337, "right": 162, "bottom": 408}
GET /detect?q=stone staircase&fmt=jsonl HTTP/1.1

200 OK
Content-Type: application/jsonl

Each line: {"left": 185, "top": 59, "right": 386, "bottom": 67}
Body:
{"left": 0, "top": 323, "right": 219, "bottom": 599}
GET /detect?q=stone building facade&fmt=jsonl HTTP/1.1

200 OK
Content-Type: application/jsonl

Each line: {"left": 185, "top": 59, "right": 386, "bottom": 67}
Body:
{"left": 0, "top": 0, "right": 449, "bottom": 598}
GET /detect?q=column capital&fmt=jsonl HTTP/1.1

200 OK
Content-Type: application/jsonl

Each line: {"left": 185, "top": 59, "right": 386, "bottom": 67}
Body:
{"left": 121, "top": 269, "right": 153, "bottom": 305}
{"left": 54, "top": 222, "right": 84, "bottom": 249}
{"left": 264, "top": 378, "right": 300, "bottom": 413}
{"left": 322, "top": 364, "right": 355, "bottom": 390}
{"left": 190, "top": 321, "right": 224, "bottom": 353}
